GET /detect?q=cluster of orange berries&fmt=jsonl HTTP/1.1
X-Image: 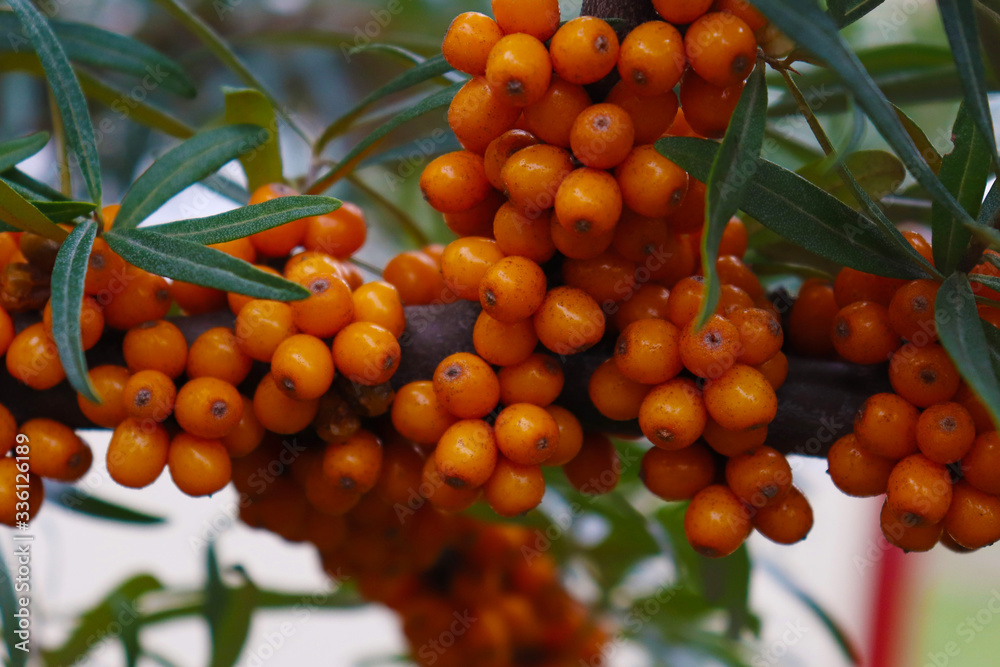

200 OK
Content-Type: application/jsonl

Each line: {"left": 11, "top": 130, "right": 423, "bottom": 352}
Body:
{"left": 788, "top": 237, "right": 1000, "bottom": 552}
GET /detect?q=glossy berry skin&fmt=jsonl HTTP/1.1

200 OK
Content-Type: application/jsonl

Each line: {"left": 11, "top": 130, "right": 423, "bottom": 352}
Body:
{"left": 123, "top": 320, "right": 188, "bottom": 379}
{"left": 303, "top": 201, "right": 366, "bottom": 258}
{"left": 21, "top": 418, "right": 91, "bottom": 481}
{"left": 639, "top": 378, "right": 707, "bottom": 450}
{"left": 433, "top": 352, "right": 500, "bottom": 419}
{"left": 702, "top": 418, "right": 767, "bottom": 457}
{"left": 616, "top": 145, "right": 689, "bottom": 218}
{"left": 107, "top": 418, "right": 170, "bottom": 488}
{"left": 522, "top": 78, "right": 592, "bottom": 148}
{"left": 615, "top": 319, "right": 683, "bottom": 385}
{"left": 678, "top": 69, "right": 743, "bottom": 139}
{"left": 570, "top": 104, "right": 636, "bottom": 170}
{"left": 788, "top": 279, "right": 838, "bottom": 357}
{"left": 945, "top": 481, "right": 1000, "bottom": 550}
{"left": 484, "top": 130, "right": 541, "bottom": 189}
{"left": 442, "top": 12, "right": 503, "bottom": 76}
{"left": 886, "top": 453, "right": 953, "bottom": 526}
{"left": 6, "top": 322, "right": 65, "bottom": 390}
{"left": 247, "top": 184, "right": 308, "bottom": 257}
{"left": 826, "top": 433, "right": 896, "bottom": 497}
{"left": 640, "top": 443, "right": 716, "bottom": 501}
{"left": 187, "top": 327, "right": 253, "bottom": 386}
{"left": 290, "top": 273, "right": 354, "bottom": 339}
{"left": 491, "top": 0, "right": 560, "bottom": 41}
{"left": 725, "top": 446, "right": 792, "bottom": 507}
{"left": 889, "top": 343, "right": 960, "bottom": 408}
{"left": 555, "top": 168, "right": 623, "bottom": 236}
{"left": 549, "top": 17, "right": 619, "bottom": 85}
{"left": 617, "top": 21, "right": 686, "bottom": 97}
{"left": 887, "top": 279, "right": 938, "bottom": 344}
{"left": 77, "top": 365, "right": 130, "bottom": 429}
{"left": 235, "top": 300, "right": 298, "bottom": 363}
{"left": 479, "top": 256, "right": 547, "bottom": 323}
{"left": 271, "top": 334, "right": 335, "bottom": 401}
{"left": 962, "top": 431, "right": 1000, "bottom": 495}
{"left": 434, "top": 419, "right": 498, "bottom": 489}
{"left": 498, "top": 354, "right": 564, "bottom": 407}
{"left": 253, "top": 373, "right": 320, "bottom": 435}
{"left": 533, "top": 287, "right": 606, "bottom": 356}
{"left": 383, "top": 250, "right": 445, "bottom": 305}
{"left": 484, "top": 456, "right": 546, "bottom": 517}
{"left": 703, "top": 364, "right": 777, "bottom": 431}
{"left": 449, "top": 77, "right": 520, "bottom": 154}
{"left": 420, "top": 151, "right": 491, "bottom": 214}
{"left": 679, "top": 314, "right": 741, "bottom": 379}
{"left": 753, "top": 486, "right": 814, "bottom": 545}
{"left": 42, "top": 295, "right": 104, "bottom": 351}
{"left": 853, "top": 392, "right": 919, "bottom": 460}
{"left": 485, "top": 34, "right": 552, "bottom": 108}
{"left": 441, "top": 236, "right": 505, "bottom": 302}
{"left": 684, "top": 12, "right": 757, "bottom": 87}
{"left": 728, "top": 307, "right": 783, "bottom": 365}
{"left": 221, "top": 395, "right": 265, "bottom": 458}
{"left": 323, "top": 430, "right": 383, "bottom": 493}
{"left": 473, "top": 311, "right": 538, "bottom": 367}
{"left": 880, "top": 500, "right": 942, "bottom": 553}
{"left": 123, "top": 369, "right": 176, "bottom": 423}
{"left": 332, "top": 322, "right": 400, "bottom": 386}
{"left": 684, "top": 484, "right": 751, "bottom": 558}
{"left": 494, "top": 403, "right": 559, "bottom": 466}
{"left": 831, "top": 301, "right": 900, "bottom": 365}
{"left": 420, "top": 455, "right": 481, "bottom": 514}
{"left": 588, "top": 358, "right": 651, "bottom": 421}
{"left": 542, "top": 405, "right": 584, "bottom": 467}
{"left": 606, "top": 81, "right": 678, "bottom": 145}
{"left": 168, "top": 432, "right": 232, "bottom": 497}
{"left": 351, "top": 281, "right": 405, "bottom": 338}
{"left": 391, "top": 381, "right": 457, "bottom": 446}
{"left": 916, "top": 402, "right": 976, "bottom": 464}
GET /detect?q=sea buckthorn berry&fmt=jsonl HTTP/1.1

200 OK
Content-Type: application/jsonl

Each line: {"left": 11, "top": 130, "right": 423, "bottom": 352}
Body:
{"left": 654, "top": 0, "right": 714, "bottom": 23}
{"left": 495, "top": 403, "right": 559, "bottom": 465}
{"left": 664, "top": 179, "right": 706, "bottom": 235}
{"left": 615, "top": 319, "right": 683, "bottom": 385}
{"left": 753, "top": 351, "right": 788, "bottom": 391}
{"left": 84, "top": 238, "right": 126, "bottom": 296}
{"left": 945, "top": 481, "right": 1000, "bottom": 550}
{"left": 433, "top": 352, "right": 500, "bottom": 419}
{"left": 283, "top": 251, "right": 346, "bottom": 284}
{"left": 678, "top": 69, "right": 743, "bottom": 138}
{"left": 880, "top": 499, "right": 942, "bottom": 552}
{"left": 916, "top": 402, "right": 975, "bottom": 464}
{"left": 618, "top": 21, "right": 686, "bottom": 97}
{"left": 954, "top": 383, "right": 998, "bottom": 434}
{"left": 485, "top": 34, "right": 552, "bottom": 108}
{"left": 704, "top": 364, "right": 777, "bottom": 431}
{"left": 550, "top": 216, "right": 616, "bottom": 260}
{"left": 886, "top": 453, "right": 953, "bottom": 525}
{"left": 616, "top": 145, "right": 689, "bottom": 219}
{"left": 235, "top": 299, "right": 298, "bottom": 363}
{"left": 606, "top": 81, "right": 678, "bottom": 145}
{"left": 271, "top": 334, "right": 335, "bottom": 401}
{"left": 247, "top": 183, "right": 308, "bottom": 257}
{"left": 640, "top": 442, "right": 716, "bottom": 501}
{"left": 228, "top": 265, "right": 281, "bottom": 314}
{"left": 332, "top": 322, "right": 400, "bottom": 386}
{"left": 441, "top": 236, "right": 505, "bottom": 301}
{"left": 449, "top": 77, "right": 521, "bottom": 154}
{"left": 563, "top": 433, "right": 620, "bottom": 495}
{"left": 754, "top": 486, "right": 813, "bottom": 545}
{"left": 6, "top": 322, "right": 65, "bottom": 390}
{"left": 827, "top": 433, "right": 896, "bottom": 497}
{"left": 375, "top": 438, "right": 424, "bottom": 506}
{"left": 639, "top": 377, "right": 707, "bottom": 449}
{"left": 831, "top": 301, "right": 900, "bottom": 365}
{"left": 0, "top": 458, "right": 43, "bottom": 526}
{"left": 727, "top": 307, "right": 783, "bottom": 365}
{"left": 0, "top": 233, "right": 17, "bottom": 267}
{"left": 485, "top": 130, "right": 541, "bottom": 189}
{"left": 788, "top": 279, "right": 838, "bottom": 357}
{"left": 719, "top": 217, "right": 749, "bottom": 257}
{"left": 473, "top": 311, "right": 538, "bottom": 367}
{"left": 175, "top": 377, "right": 243, "bottom": 439}
{"left": 570, "top": 104, "right": 635, "bottom": 170}
{"left": 0, "top": 404, "right": 15, "bottom": 457}
{"left": 522, "top": 77, "right": 592, "bottom": 148}
{"left": 443, "top": 190, "right": 504, "bottom": 237}
{"left": 106, "top": 418, "right": 170, "bottom": 489}
{"left": 312, "top": 392, "right": 360, "bottom": 443}
{"left": 589, "top": 358, "right": 651, "bottom": 421}
{"left": 726, "top": 446, "right": 792, "bottom": 507}
{"left": 492, "top": 204, "right": 557, "bottom": 264}
{"left": 561, "top": 249, "right": 637, "bottom": 304}
{"left": 533, "top": 286, "right": 606, "bottom": 355}
{"left": 703, "top": 418, "right": 767, "bottom": 457}
{"left": 684, "top": 484, "right": 751, "bottom": 558}
{"left": 383, "top": 250, "right": 445, "bottom": 305}
{"left": 479, "top": 256, "right": 547, "bottom": 323}
{"left": 715, "top": 0, "right": 768, "bottom": 31}
{"left": 435, "top": 419, "right": 498, "bottom": 488}
{"left": 304, "top": 202, "right": 366, "bottom": 258}
{"left": 491, "top": 0, "right": 560, "bottom": 41}
{"left": 833, "top": 267, "right": 901, "bottom": 308}
{"left": 554, "top": 169, "right": 623, "bottom": 236}
{"left": 351, "top": 281, "right": 405, "bottom": 338}
{"left": 501, "top": 144, "right": 574, "bottom": 215}
{"left": 549, "top": 17, "right": 619, "bottom": 85}
{"left": 498, "top": 353, "right": 564, "bottom": 406}
{"left": 962, "top": 431, "right": 1000, "bottom": 494}
{"left": 187, "top": 327, "right": 253, "bottom": 386}
{"left": 221, "top": 395, "right": 264, "bottom": 458}
{"left": 421, "top": 455, "right": 480, "bottom": 513}
{"left": 22, "top": 418, "right": 91, "bottom": 481}
{"left": 253, "top": 373, "right": 320, "bottom": 434}
{"left": 323, "top": 430, "right": 383, "bottom": 493}
{"left": 169, "top": 281, "right": 225, "bottom": 316}
{"left": 542, "top": 405, "right": 583, "bottom": 467}
{"left": 304, "top": 467, "right": 360, "bottom": 516}
{"left": 715, "top": 254, "right": 763, "bottom": 300}
{"left": 902, "top": 230, "right": 934, "bottom": 263}
{"left": 485, "top": 456, "right": 545, "bottom": 517}
{"left": 77, "top": 365, "right": 130, "bottom": 428}
{"left": 889, "top": 343, "right": 960, "bottom": 407}
{"left": 102, "top": 269, "right": 171, "bottom": 330}
{"left": 888, "top": 279, "right": 938, "bottom": 344}
{"left": 168, "top": 432, "right": 232, "bottom": 497}
{"left": 685, "top": 12, "right": 757, "bottom": 87}
{"left": 420, "top": 151, "right": 491, "bottom": 214}
{"left": 854, "top": 392, "right": 919, "bottom": 459}
{"left": 680, "top": 314, "right": 741, "bottom": 379}
{"left": 442, "top": 12, "right": 503, "bottom": 76}
{"left": 667, "top": 276, "right": 709, "bottom": 328}
{"left": 122, "top": 320, "right": 187, "bottom": 378}
{"left": 391, "top": 381, "right": 457, "bottom": 446}
{"left": 42, "top": 295, "right": 103, "bottom": 351}
{"left": 613, "top": 284, "right": 672, "bottom": 331}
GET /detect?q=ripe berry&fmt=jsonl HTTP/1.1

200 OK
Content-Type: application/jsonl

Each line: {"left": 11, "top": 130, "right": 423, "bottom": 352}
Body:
{"left": 303, "top": 201, "right": 366, "bottom": 258}
{"left": 495, "top": 403, "right": 559, "bottom": 465}
{"left": 485, "top": 34, "right": 552, "bottom": 107}
{"left": 479, "top": 256, "right": 547, "bottom": 323}
{"left": 391, "top": 381, "right": 457, "bottom": 446}
{"left": 420, "top": 151, "right": 491, "bottom": 213}
{"left": 533, "top": 286, "right": 605, "bottom": 355}
{"left": 916, "top": 402, "right": 975, "bottom": 464}
{"left": 123, "top": 369, "right": 176, "bottom": 423}
{"left": 323, "top": 430, "right": 383, "bottom": 493}
{"left": 221, "top": 395, "right": 265, "bottom": 458}
{"left": 549, "top": 17, "right": 619, "bottom": 85}
{"left": 123, "top": 319, "right": 188, "bottom": 378}
{"left": 754, "top": 351, "right": 788, "bottom": 390}
{"left": 441, "top": 236, "right": 505, "bottom": 301}
{"left": 498, "top": 353, "right": 564, "bottom": 406}
{"left": 555, "top": 168, "right": 623, "bottom": 235}
{"left": 616, "top": 145, "right": 689, "bottom": 218}
{"left": 887, "top": 279, "right": 938, "bottom": 344}
{"left": 42, "top": 295, "right": 104, "bottom": 351}
{"left": 570, "top": 104, "right": 636, "bottom": 170}
{"left": 588, "top": 358, "right": 651, "bottom": 421}
{"left": 0, "top": 404, "right": 15, "bottom": 457}
{"left": 684, "top": 12, "right": 757, "bottom": 87}
{"left": 617, "top": 21, "right": 686, "bottom": 97}
{"left": 332, "top": 322, "right": 400, "bottom": 386}
{"left": 727, "top": 307, "right": 783, "bottom": 365}
{"left": 449, "top": 77, "right": 521, "bottom": 153}
{"left": 77, "top": 365, "right": 130, "bottom": 428}
{"left": 889, "top": 343, "right": 960, "bottom": 407}
{"left": 434, "top": 419, "right": 498, "bottom": 489}
{"left": 22, "top": 418, "right": 91, "bottom": 481}
{"left": 880, "top": 500, "right": 942, "bottom": 553}
{"left": 542, "top": 405, "right": 584, "bottom": 467}
{"left": 107, "top": 418, "right": 170, "bottom": 488}
{"left": 702, "top": 417, "right": 767, "bottom": 457}
{"left": 473, "top": 311, "right": 538, "bottom": 367}
{"left": 678, "top": 69, "right": 743, "bottom": 139}
{"left": 383, "top": 250, "right": 445, "bottom": 305}
{"left": 725, "top": 446, "right": 792, "bottom": 507}
{"left": 788, "top": 278, "right": 838, "bottom": 357}
{"left": 703, "top": 364, "right": 777, "bottom": 431}
{"left": 485, "top": 130, "right": 542, "bottom": 189}
{"left": 253, "top": 373, "right": 320, "bottom": 434}
{"left": 6, "top": 322, "right": 65, "bottom": 390}
{"left": 522, "top": 78, "right": 592, "bottom": 148}
{"left": 640, "top": 442, "right": 716, "bottom": 501}
{"left": 753, "top": 486, "right": 814, "bottom": 545}
{"left": 290, "top": 273, "right": 354, "bottom": 338}
{"left": 680, "top": 313, "right": 741, "bottom": 378}
{"left": 615, "top": 319, "right": 683, "bottom": 385}
{"left": 944, "top": 481, "right": 1000, "bottom": 550}
{"left": 833, "top": 267, "right": 902, "bottom": 308}
{"left": 175, "top": 377, "right": 243, "bottom": 439}
{"left": 715, "top": 0, "right": 768, "bottom": 31}
{"left": 638, "top": 377, "right": 707, "bottom": 449}
{"left": 606, "top": 81, "right": 679, "bottom": 145}
{"left": 501, "top": 144, "right": 574, "bottom": 215}
{"left": 961, "top": 431, "right": 1000, "bottom": 494}
{"left": 550, "top": 217, "right": 616, "bottom": 260}
{"left": 827, "top": 433, "right": 896, "bottom": 497}
{"left": 854, "top": 392, "right": 919, "bottom": 459}
{"left": 831, "top": 301, "right": 900, "bottom": 365}
{"left": 484, "top": 456, "right": 546, "bottom": 517}
{"left": 886, "top": 453, "right": 953, "bottom": 525}
{"left": 235, "top": 299, "right": 297, "bottom": 363}
{"left": 684, "top": 484, "right": 751, "bottom": 558}
{"left": 187, "top": 327, "right": 253, "bottom": 386}
{"left": 421, "top": 455, "right": 481, "bottom": 513}
{"left": 442, "top": 12, "right": 503, "bottom": 76}
{"left": 248, "top": 184, "right": 307, "bottom": 257}
{"left": 492, "top": 204, "right": 557, "bottom": 265}
{"left": 613, "top": 284, "right": 672, "bottom": 331}
{"left": 271, "top": 334, "right": 335, "bottom": 401}
{"left": 492, "top": 0, "right": 559, "bottom": 40}
{"left": 433, "top": 352, "right": 500, "bottom": 419}
{"left": 563, "top": 434, "right": 620, "bottom": 495}
{"left": 168, "top": 432, "right": 232, "bottom": 497}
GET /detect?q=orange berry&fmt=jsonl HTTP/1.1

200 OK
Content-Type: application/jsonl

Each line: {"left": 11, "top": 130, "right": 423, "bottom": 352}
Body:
{"left": 605, "top": 81, "right": 678, "bottom": 145}
{"left": 753, "top": 351, "right": 788, "bottom": 390}
{"left": 654, "top": 0, "right": 713, "bottom": 23}
{"left": 122, "top": 369, "right": 176, "bottom": 423}
{"left": 679, "top": 313, "right": 741, "bottom": 378}
{"left": 383, "top": 251, "right": 446, "bottom": 305}
{"left": 854, "top": 392, "right": 919, "bottom": 459}
{"left": 247, "top": 183, "right": 308, "bottom": 257}
{"left": 616, "top": 145, "right": 689, "bottom": 218}
{"left": 640, "top": 442, "right": 716, "bottom": 501}
{"left": 283, "top": 250, "right": 347, "bottom": 284}
{"left": 788, "top": 279, "right": 838, "bottom": 357}
{"left": 501, "top": 144, "right": 574, "bottom": 216}
{"left": 725, "top": 445, "right": 792, "bottom": 507}
{"left": 753, "top": 486, "right": 813, "bottom": 545}
{"left": 441, "top": 236, "right": 505, "bottom": 302}
{"left": 221, "top": 395, "right": 265, "bottom": 458}
{"left": 702, "top": 417, "right": 767, "bottom": 457}
{"left": 570, "top": 104, "right": 636, "bottom": 170}
{"left": 0, "top": 305, "right": 12, "bottom": 356}
{"left": 615, "top": 318, "right": 683, "bottom": 384}
{"left": 684, "top": 12, "right": 757, "bottom": 87}
{"left": 549, "top": 17, "right": 619, "bottom": 85}
{"left": 391, "top": 381, "right": 457, "bottom": 446}
{"left": 727, "top": 307, "right": 783, "bottom": 365}
{"left": 491, "top": 0, "right": 560, "bottom": 41}
{"left": 915, "top": 402, "right": 976, "bottom": 465}
{"left": 0, "top": 457, "right": 43, "bottom": 526}
{"left": 449, "top": 76, "right": 521, "bottom": 153}
{"left": 719, "top": 216, "right": 749, "bottom": 256}
{"left": 351, "top": 281, "right": 405, "bottom": 338}
{"left": 495, "top": 403, "right": 559, "bottom": 465}
{"left": 168, "top": 280, "right": 225, "bottom": 316}
{"left": 443, "top": 190, "right": 504, "bottom": 238}
{"left": 421, "top": 455, "right": 481, "bottom": 513}
{"left": 667, "top": 108, "right": 700, "bottom": 137}
{"left": 887, "top": 279, "right": 939, "bottom": 344}
{"left": 955, "top": 383, "right": 998, "bottom": 434}
{"left": 106, "top": 418, "right": 170, "bottom": 488}
{"left": 886, "top": 453, "right": 953, "bottom": 525}
{"left": 484, "top": 456, "right": 546, "bottom": 516}
{"left": 102, "top": 268, "right": 172, "bottom": 330}
{"left": 168, "top": 432, "right": 232, "bottom": 497}
{"left": 562, "top": 433, "right": 620, "bottom": 495}
{"left": 522, "top": 77, "right": 592, "bottom": 148}
{"left": 187, "top": 327, "right": 253, "bottom": 386}
{"left": 492, "top": 203, "right": 557, "bottom": 264}
{"left": 714, "top": 0, "right": 768, "bottom": 31}
{"left": 684, "top": 484, "right": 750, "bottom": 558}
{"left": 962, "top": 431, "right": 1000, "bottom": 494}
{"left": 880, "top": 499, "right": 942, "bottom": 552}
{"left": 253, "top": 373, "right": 320, "bottom": 434}
{"left": 889, "top": 343, "right": 960, "bottom": 407}
{"left": 83, "top": 237, "right": 127, "bottom": 297}
{"left": 42, "top": 295, "right": 104, "bottom": 351}
{"left": 76, "top": 364, "right": 129, "bottom": 428}
{"left": 234, "top": 299, "right": 297, "bottom": 363}
{"left": 323, "top": 430, "right": 383, "bottom": 493}
{"left": 663, "top": 178, "right": 706, "bottom": 234}
{"left": 5, "top": 322, "right": 65, "bottom": 390}
{"left": 704, "top": 363, "right": 777, "bottom": 431}
{"left": 442, "top": 12, "right": 503, "bottom": 76}
{"left": 374, "top": 438, "right": 424, "bottom": 506}
{"left": 832, "top": 267, "right": 902, "bottom": 308}
{"left": 945, "top": 481, "right": 1000, "bottom": 550}
{"left": 479, "top": 256, "right": 546, "bottom": 323}
{"left": 639, "top": 377, "right": 707, "bottom": 449}
{"left": 22, "top": 418, "right": 91, "bottom": 481}
{"left": 332, "top": 322, "right": 400, "bottom": 386}
{"left": 433, "top": 352, "right": 500, "bottom": 419}
{"left": 420, "top": 151, "right": 492, "bottom": 213}
{"left": 533, "top": 286, "right": 606, "bottom": 355}
{"left": 271, "top": 334, "right": 335, "bottom": 401}
{"left": 826, "top": 429, "right": 896, "bottom": 499}
{"left": 473, "top": 311, "right": 538, "bottom": 367}
{"left": 617, "top": 21, "right": 686, "bottom": 97}
{"left": 561, "top": 249, "right": 637, "bottom": 305}
{"left": 485, "top": 34, "right": 552, "bottom": 108}
{"left": 589, "top": 357, "right": 652, "bottom": 421}
{"left": 542, "top": 405, "right": 584, "bottom": 466}
{"left": 613, "top": 283, "right": 672, "bottom": 331}
{"left": 831, "top": 301, "right": 900, "bottom": 365}
{"left": 175, "top": 377, "right": 243, "bottom": 439}
{"left": 485, "top": 130, "right": 542, "bottom": 189}
{"left": 228, "top": 265, "right": 281, "bottom": 314}
{"left": 122, "top": 319, "right": 187, "bottom": 378}
{"left": 678, "top": 69, "right": 743, "bottom": 138}
{"left": 498, "top": 353, "right": 564, "bottom": 406}
{"left": 304, "top": 202, "right": 367, "bottom": 258}
{"left": 210, "top": 236, "right": 256, "bottom": 264}
{"left": 312, "top": 393, "right": 360, "bottom": 444}
{"left": 434, "top": 419, "right": 498, "bottom": 488}
{"left": 550, "top": 216, "right": 616, "bottom": 260}
{"left": 554, "top": 168, "right": 623, "bottom": 235}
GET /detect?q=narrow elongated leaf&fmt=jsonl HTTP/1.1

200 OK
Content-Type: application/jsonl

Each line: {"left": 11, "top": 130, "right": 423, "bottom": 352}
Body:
{"left": 656, "top": 137, "right": 925, "bottom": 279}
{"left": 224, "top": 88, "right": 283, "bottom": 193}
{"left": 894, "top": 105, "right": 943, "bottom": 174}
{"left": 0, "top": 11, "right": 196, "bottom": 98}
{"left": 314, "top": 53, "right": 451, "bottom": 156}
{"left": 932, "top": 104, "right": 991, "bottom": 273}
{"left": 204, "top": 545, "right": 256, "bottom": 667}
{"left": 0, "top": 178, "right": 67, "bottom": 241}
{"left": 0, "top": 132, "right": 49, "bottom": 173}
{"left": 753, "top": 0, "right": 983, "bottom": 228}
{"left": 936, "top": 273, "right": 1000, "bottom": 427}
{"left": 798, "top": 150, "right": 906, "bottom": 209}
{"left": 971, "top": 273, "right": 1000, "bottom": 294}
{"left": 828, "top": 0, "right": 885, "bottom": 26}
{"left": 114, "top": 125, "right": 269, "bottom": 230}
{"left": 154, "top": 196, "right": 340, "bottom": 244}
{"left": 308, "top": 82, "right": 463, "bottom": 194}
{"left": 939, "top": 0, "right": 998, "bottom": 160}
{"left": 50, "top": 220, "right": 99, "bottom": 402}
{"left": 347, "top": 42, "right": 426, "bottom": 64}
{"left": 2, "top": 167, "right": 67, "bottom": 202}
{"left": 32, "top": 200, "right": 96, "bottom": 222}
{"left": 697, "top": 63, "right": 767, "bottom": 328}
{"left": 46, "top": 483, "right": 165, "bottom": 523}
{"left": 105, "top": 229, "right": 309, "bottom": 300}
{"left": 7, "top": 0, "right": 102, "bottom": 207}
{"left": 979, "top": 178, "right": 1000, "bottom": 227}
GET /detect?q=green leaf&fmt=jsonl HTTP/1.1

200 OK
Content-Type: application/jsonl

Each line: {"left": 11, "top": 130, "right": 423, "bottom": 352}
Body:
{"left": 314, "top": 53, "right": 452, "bottom": 156}
{"left": 979, "top": 178, "right": 1000, "bottom": 227}
{"left": 114, "top": 125, "right": 269, "bottom": 230}
{"left": 224, "top": 88, "right": 283, "bottom": 193}
{"left": 2, "top": 167, "right": 68, "bottom": 202}
{"left": 105, "top": 229, "right": 310, "bottom": 300}
{"left": 894, "top": 105, "right": 943, "bottom": 174}
{"left": 32, "top": 200, "right": 96, "bottom": 222}
{"left": 971, "top": 273, "right": 1000, "bottom": 293}
{"left": 752, "top": 0, "right": 976, "bottom": 230}
{"left": 827, "top": 0, "right": 885, "bottom": 26}
{"left": 347, "top": 42, "right": 426, "bottom": 64}
{"left": 154, "top": 196, "right": 340, "bottom": 244}
{"left": 308, "top": 82, "right": 463, "bottom": 194}
{"left": 0, "top": 178, "right": 68, "bottom": 241}
{"left": 655, "top": 137, "right": 926, "bottom": 279}
{"left": 46, "top": 482, "right": 166, "bottom": 524}
{"left": 41, "top": 574, "right": 164, "bottom": 667}
{"left": 50, "top": 220, "right": 99, "bottom": 403}
{"left": 932, "top": 104, "right": 992, "bottom": 273}
{"left": 0, "top": 132, "right": 49, "bottom": 173}
{"left": 0, "top": 11, "right": 196, "bottom": 98}
{"left": 798, "top": 150, "right": 906, "bottom": 209}
{"left": 939, "top": 0, "right": 998, "bottom": 161}
{"left": 697, "top": 62, "right": 767, "bottom": 328}
{"left": 0, "top": 551, "right": 27, "bottom": 667}
{"left": 204, "top": 545, "right": 256, "bottom": 667}
{"left": 7, "top": 0, "right": 102, "bottom": 207}
{"left": 936, "top": 273, "right": 1000, "bottom": 428}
